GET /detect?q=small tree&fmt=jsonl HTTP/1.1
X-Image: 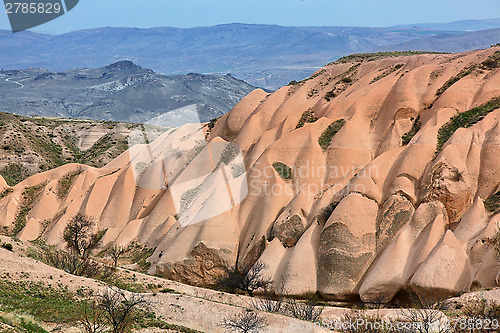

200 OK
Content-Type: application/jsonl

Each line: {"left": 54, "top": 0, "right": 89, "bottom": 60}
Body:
{"left": 63, "top": 213, "right": 102, "bottom": 258}
{"left": 97, "top": 287, "right": 150, "bottom": 333}
{"left": 222, "top": 310, "right": 266, "bottom": 333}
{"left": 218, "top": 261, "right": 270, "bottom": 297}
{"left": 78, "top": 298, "right": 107, "bottom": 333}
{"left": 107, "top": 245, "right": 126, "bottom": 268}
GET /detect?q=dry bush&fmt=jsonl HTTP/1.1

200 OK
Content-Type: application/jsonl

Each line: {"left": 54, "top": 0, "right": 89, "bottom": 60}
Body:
{"left": 460, "top": 297, "right": 500, "bottom": 333}
{"left": 217, "top": 261, "right": 270, "bottom": 296}
{"left": 78, "top": 287, "right": 151, "bottom": 333}
{"left": 43, "top": 247, "right": 114, "bottom": 280}
{"left": 78, "top": 299, "right": 107, "bottom": 333}
{"left": 222, "top": 310, "right": 266, "bottom": 333}
{"left": 284, "top": 297, "right": 323, "bottom": 322}
{"left": 250, "top": 287, "right": 286, "bottom": 314}
{"left": 397, "top": 293, "right": 453, "bottom": 333}
{"left": 337, "top": 310, "right": 394, "bottom": 333}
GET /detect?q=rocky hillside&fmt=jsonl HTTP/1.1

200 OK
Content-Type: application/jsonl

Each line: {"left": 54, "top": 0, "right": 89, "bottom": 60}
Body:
{"left": 1, "top": 48, "right": 500, "bottom": 303}
{"left": 0, "top": 61, "right": 256, "bottom": 124}
{"left": 0, "top": 112, "right": 167, "bottom": 186}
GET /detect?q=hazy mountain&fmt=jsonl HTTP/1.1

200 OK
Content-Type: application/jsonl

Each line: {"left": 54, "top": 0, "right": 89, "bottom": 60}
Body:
{"left": 393, "top": 18, "right": 500, "bottom": 31}
{"left": 1, "top": 20, "right": 500, "bottom": 89}
{"left": 0, "top": 24, "right": 453, "bottom": 89}
{"left": 0, "top": 60, "right": 256, "bottom": 125}
{"left": 383, "top": 28, "right": 500, "bottom": 53}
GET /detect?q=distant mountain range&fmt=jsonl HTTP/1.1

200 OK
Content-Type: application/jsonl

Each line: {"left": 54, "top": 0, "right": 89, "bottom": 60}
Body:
{"left": 0, "top": 61, "right": 256, "bottom": 125}
{"left": 392, "top": 18, "right": 500, "bottom": 31}
{"left": 1, "top": 19, "right": 500, "bottom": 89}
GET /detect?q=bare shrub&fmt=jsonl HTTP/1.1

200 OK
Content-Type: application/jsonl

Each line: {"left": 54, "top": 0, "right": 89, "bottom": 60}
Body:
{"left": 251, "top": 287, "right": 286, "bottom": 314}
{"left": 96, "top": 287, "right": 150, "bottom": 333}
{"left": 78, "top": 299, "right": 107, "bottom": 333}
{"left": 107, "top": 245, "right": 126, "bottom": 268}
{"left": 337, "top": 310, "right": 393, "bottom": 333}
{"left": 43, "top": 247, "right": 114, "bottom": 280}
{"left": 217, "top": 261, "right": 270, "bottom": 297}
{"left": 222, "top": 310, "right": 266, "bottom": 333}
{"left": 398, "top": 296, "right": 452, "bottom": 333}
{"left": 460, "top": 297, "right": 500, "bottom": 332}
{"left": 285, "top": 297, "right": 323, "bottom": 322}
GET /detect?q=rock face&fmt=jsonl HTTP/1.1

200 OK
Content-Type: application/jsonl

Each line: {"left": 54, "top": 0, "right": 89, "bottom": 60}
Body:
{"left": 2, "top": 48, "right": 500, "bottom": 302}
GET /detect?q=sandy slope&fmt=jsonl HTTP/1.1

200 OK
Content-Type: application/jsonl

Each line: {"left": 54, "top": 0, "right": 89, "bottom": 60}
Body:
{"left": 1, "top": 48, "right": 500, "bottom": 303}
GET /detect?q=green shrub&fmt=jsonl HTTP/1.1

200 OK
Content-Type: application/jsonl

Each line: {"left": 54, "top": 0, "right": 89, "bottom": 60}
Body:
{"left": 273, "top": 162, "right": 293, "bottom": 180}
{"left": 0, "top": 163, "right": 31, "bottom": 186}
{"left": 334, "top": 51, "right": 444, "bottom": 64}
{"left": 1, "top": 242, "right": 13, "bottom": 251}
{"left": 436, "top": 98, "right": 500, "bottom": 154}
{"left": 371, "top": 64, "right": 405, "bottom": 83}
{"left": 484, "top": 190, "right": 500, "bottom": 214}
{"left": 0, "top": 187, "right": 13, "bottom": 199}
{"left": 296, "top": 109, "right": 319, "bottom": 129}
{"left": 435, "top": 65, "right": 476, "bottom": 98}
{"left": 12, "top": 183, "right": 46, "bottom": 236}
{"left": 401, "top": 116, "right": 421, "bottom": 146}
{"left": 324, "top": 90, "right": 336, "bottom": 102}
{"left": 57, "top": 169, "right": 83, "bottom": 199}
{"left": 318, "top": 119, "right": 346, "bottom": 150}
{"left": 481, "top": 51, "right": 500, "bottom": 70}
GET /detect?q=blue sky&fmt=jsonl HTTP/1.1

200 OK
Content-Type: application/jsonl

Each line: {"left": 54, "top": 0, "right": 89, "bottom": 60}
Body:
{"left": 1, "top": 0, "right": 500, "bottom": 33}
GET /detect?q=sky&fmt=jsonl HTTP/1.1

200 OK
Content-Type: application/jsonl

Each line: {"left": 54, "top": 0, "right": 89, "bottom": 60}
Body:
{"left": 1, "top": 0, "right": 500, "bottom": 34}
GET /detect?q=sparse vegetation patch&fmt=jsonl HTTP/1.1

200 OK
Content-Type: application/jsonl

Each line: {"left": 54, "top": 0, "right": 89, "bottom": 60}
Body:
{"left": 436, "top": 98, "right": 500, "bottom": 154}
{"left": 334, "top": 51, "right": 444, "bottom": 64}
{"left": 0, "top": 163, "right": 31, "bottom": 186}
{"left": 435, "top": 65, "right": 476, "bottom": 98}
{"left": 371, "top": 64, "right": 405, "bottom": 83}
{"left": 57, "top": 169, "right": 83, "bottom": 199}
{"left": 296, "top": 109, "right": 319, "bottom": 129}
{"left": 401, "top": 115, "right": 422, "bottom": 146}
{"left": 12, "top": 183, "right": 46, "bottom": 236}
{"left": 272, "top": 162, "right": 293, "bottom": 180}
{"left": 318, "top": 119, "right": 346, "bottom": 151}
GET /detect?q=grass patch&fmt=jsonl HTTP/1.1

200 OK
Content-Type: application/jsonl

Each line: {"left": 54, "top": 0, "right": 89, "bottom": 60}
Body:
{"left": 0, "top": 163, "right": 31, "bottom": 186}
{"left": 324, "top": 90, "right": 336, "bottom": 102}
{"left": 484, "top": 190, "right": 500, "bottom": 215}
{"left": 435, "top": 65, "right": 476, "bottom": 98}
{"left": 12, "top": 183, "right": 46, "bottom": 236}
{"left": 401, "top": 115, "right": 422, "bottom": 146}
{"left": 272, "top": 162, "right": 292, "bottom": 180}
{"left": 436, "top": 98, "right": 500, "bottom": 154}
{"left": 0, "top": 187, "right": 13, "bottom": 200}
{"left": 318, "top": 119, "right": 346, "bottom": 151}
{"left": 295, "top": 109, "right": 319, "bottom": 129}
{"left": 0, "top": 279, "right": 83, "bottom": 324}
{"left": 334, "top": 51, "right": 444, "bottom": 64}
{"left": 480, "top": 51, "right": 500, "bottom": 70}
{"left": 371, "top": 64, "right": 405, "bottom": 83}
{"left": 56, "top": 169, "right": 83, "bottom": 199}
